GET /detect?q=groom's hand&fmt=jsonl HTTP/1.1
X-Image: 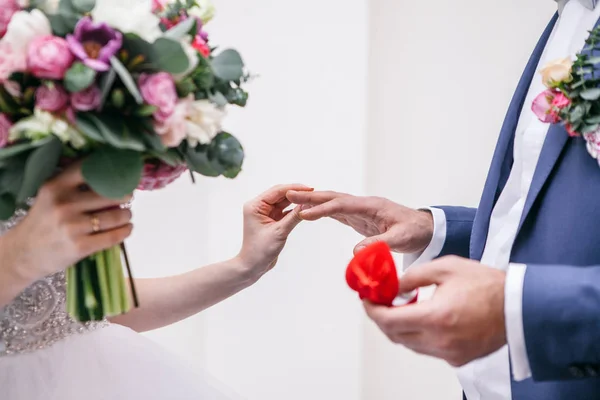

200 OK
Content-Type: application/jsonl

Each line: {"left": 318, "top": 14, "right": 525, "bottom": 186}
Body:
{"left": 285, "top": 191, "right": 433, "bottom": 254}
{"left": 364, "top": 256, "right": 507, "bottom": 367}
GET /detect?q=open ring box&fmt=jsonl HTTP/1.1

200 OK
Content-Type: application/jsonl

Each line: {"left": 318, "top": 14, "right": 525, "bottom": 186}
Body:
{"left": 346, "top": 242, "right": 418, "bottom": 307}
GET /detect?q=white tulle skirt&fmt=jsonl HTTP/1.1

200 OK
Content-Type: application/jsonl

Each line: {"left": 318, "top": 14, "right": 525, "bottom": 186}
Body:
{"left": 0, "top": 324, "right": 240, "bottom": 400}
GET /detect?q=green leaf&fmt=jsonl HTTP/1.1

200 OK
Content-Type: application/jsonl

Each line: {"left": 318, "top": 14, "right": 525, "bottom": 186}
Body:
{"left": 133, "top": 105, "right": 158, "bottom": 117}
{"left": 571, "top": 104, "right": 587, "bottom": 123}
{"left": 99, "top": 68, "right": 117, "bottom": 109}
{"left": 76, "top": 114, "right": 106, "bottom": 143}
{"left": 87, "top": 114, "right": 146, "bottom": 151}
{"left": 581, "top": 123, "right": 600, "bottom": 134}
{"left": 48, "top": 13, "right": 80, "bottom": 37}
{"left": 581, "top": 88, "right": 600, "bottom": 101}
{"left": 211, "top": 49, "right": 244, "bottom": 81}
{"left": 17, "top": 137, "right": 62, "bottom": 202}
{"left": 153, "top": 38, "right": 190, "bottom": 75}
{"left": 0, "top": 157, "right": 26, "bottom": 196}
{"left": 586, "top": 115, "right": 600, "bottom": 125}
{"left": 71, "top": 0, "right": 95, "bottom": 13}
{"left": 110, "top": 56, "right": 144, "bottom": 104}
{"left": 82, "top": 148, "right": 144, "bottom": 199}
{"left": 0, "top": 137, "right": 52, "bottom": 161}
{"left": 209, "top": 91, "right": 228, "bottom": 107}
{"left": 64, "top": 62, "right": 97, "bottom": 93}
{"left": 148, "top": 149, "right": 183, "bottom": 167}
{"left": 184, "top": 145, "right": 220, "bottom": 177}
{"left": 587, "top": 56, "right": 600, "bottom": 65}
{"left": 212, "top": 132, "right": 244, "bottom": 178}
{"left": 0, "top": 194, "right": 16, "bottom": 220}
{"left": 164, "top": 17, "right": 197, "bottom": 40}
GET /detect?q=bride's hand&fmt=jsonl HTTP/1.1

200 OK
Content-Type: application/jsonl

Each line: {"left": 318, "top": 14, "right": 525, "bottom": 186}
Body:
{"left": 237, "top": 184, "right": 313, "bottom": 279}
{"left": 3, "top": 163, "right": 133, "bottom": 285}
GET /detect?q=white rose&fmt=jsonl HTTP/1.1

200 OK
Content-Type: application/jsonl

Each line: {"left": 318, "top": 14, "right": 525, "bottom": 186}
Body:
{"left": 539, "top": 57, "right": 573, "bottom": 88}
{"left": 1, "top": 9, "right": 51, "bottom": 68}
{"left": 187, "top": 0, "right": 216, "bottom": 24}
{"left": 10, "top": 109, "right": 87, "bottom": 149}
{"left": 92, "top": 0, "right": 162, "bottom": 43}
{"left": 185, "top": 100, "right": 225, "bottom": 146}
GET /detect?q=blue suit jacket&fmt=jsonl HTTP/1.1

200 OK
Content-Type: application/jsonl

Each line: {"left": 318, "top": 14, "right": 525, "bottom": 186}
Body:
{"left": 439, "top": 14, "right": 600, "bottom": 400}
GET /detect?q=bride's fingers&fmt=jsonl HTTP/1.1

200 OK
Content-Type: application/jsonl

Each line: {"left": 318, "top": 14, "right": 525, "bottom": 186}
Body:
{"left": 62, "top": 190, "right": 133, "bottom": 212}
{"left": 77, "top": 224, "right": 134, "bottom": 259}
{"left": 258, "top": 184, "right": 313, "bottom": 206}
{"left": 276, "top": 205, "right": 303, "bottom": 235}
{"left": 286, "top": 190, "right": 346, "bottom": 205}
{"left": 73, "top": 208, "right": 133, "bottom": 235}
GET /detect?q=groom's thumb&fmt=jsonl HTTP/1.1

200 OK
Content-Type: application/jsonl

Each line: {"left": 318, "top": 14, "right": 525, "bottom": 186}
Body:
{"left": 278, "top": 205, "right": 304, "bottom": 235}
{"left": 354, "top": 234, "right": 392, "bottom": 255}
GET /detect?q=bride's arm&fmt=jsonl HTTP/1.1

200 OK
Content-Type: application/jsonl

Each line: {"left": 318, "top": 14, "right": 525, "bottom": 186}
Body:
{"left": 109, "top": 184, "right": 311, "bottom": 332}
{"left": 109, "top": 257, "right": 256, "bottom": 332}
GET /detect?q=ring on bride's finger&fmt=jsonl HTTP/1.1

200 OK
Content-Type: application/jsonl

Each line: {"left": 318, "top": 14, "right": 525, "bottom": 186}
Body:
{"left": 90, "top": 214, "right": 101, "bottom": 233}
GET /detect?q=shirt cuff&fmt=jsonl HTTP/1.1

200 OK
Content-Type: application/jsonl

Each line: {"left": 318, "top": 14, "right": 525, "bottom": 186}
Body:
{"left": 505, "top": 263, "right": 532, "bottom": 381}
{"left": 402, "top": 207, "right": 446, "bottom": 271}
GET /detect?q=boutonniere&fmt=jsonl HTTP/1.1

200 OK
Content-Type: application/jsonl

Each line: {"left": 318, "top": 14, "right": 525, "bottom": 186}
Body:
{"left": 532, "top": 27, "right": 600, "bottom": 163}
{"left": 346, "top": 242, "right": 418, "bottom": 307}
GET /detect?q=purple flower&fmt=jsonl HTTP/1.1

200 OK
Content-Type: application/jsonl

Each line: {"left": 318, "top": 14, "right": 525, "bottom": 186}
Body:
{"left": 66, "top": 17, "right": 122, "bottom": 72}
{"left": 36, "top": 84, "right": 69, "bottom": 112}
{"left": 71, "top": 85, "right": 102, "bottom": 111}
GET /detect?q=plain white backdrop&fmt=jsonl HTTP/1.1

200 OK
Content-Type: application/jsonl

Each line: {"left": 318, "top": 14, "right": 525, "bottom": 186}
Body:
{"left": 126, "top": 1, "right": 556, "bottom": 399}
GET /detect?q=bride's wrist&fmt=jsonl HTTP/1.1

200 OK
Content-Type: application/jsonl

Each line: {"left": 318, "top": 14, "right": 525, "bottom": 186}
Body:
{"left": 0, "top": 235, "right": 37, "bottom": 293}
{"left": 232, "top": 254, "right": 265, "bottom": 285}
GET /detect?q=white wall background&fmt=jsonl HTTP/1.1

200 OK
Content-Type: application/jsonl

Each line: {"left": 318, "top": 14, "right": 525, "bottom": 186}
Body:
{"left": 128, "top": 1, "right": 556, "bottom": 399}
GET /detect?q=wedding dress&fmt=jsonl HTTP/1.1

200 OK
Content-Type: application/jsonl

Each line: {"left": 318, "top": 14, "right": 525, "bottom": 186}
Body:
{"left": 0, "top": 210, "right": 240, "bottom": 400}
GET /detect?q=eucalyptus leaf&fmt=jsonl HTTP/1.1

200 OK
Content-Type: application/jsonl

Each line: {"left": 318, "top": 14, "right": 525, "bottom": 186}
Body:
{"left": 586, "top": 115, "right": 600, "bottom": 125}
{"left": 48, "top": 13, "right": 79, "bottom": 37}
{"left": 71, "top": 0, "right": 95, "bottom": 13}
{"left": 99, "top": 68, "right": 117, "bottom": 109}
{"left": 149, "top": 150, "right": 183, "bottom": 167}
{"left": 209, "top": 91, "right": 228, "bottom": 107}
{"left": 211, "top": 49, "right": 244, "bottom": 81}
{"left": 0, "top": 137, "right": 52, "bottom": 161}
{"left": 64, "top": 62, "right": 97, "bottom": 93}
{"left": 87, "top": 114, "right": 146, "bottom": 151}
{"left": 0, "top": 157, "right": 26, "bottom": 196}
{"left": 0, "top": 194, "right": 16, "bottom": 221}
{"left": 153, "top": 38, "right": 190, "bottom": 75}
{"left": 17, "top": 136, "right": 62, "bottom": 202}
{"left": 212, "top": 132, "right": 244, "bottom": 178}
{"left": 571, "top": 104, "right": 586, "bottom": 123}
{"left": 82, "top": 148, "right": 144, "bottom": 199}
{"left": 76, "top": 114, "right": 106, "bottom": 143}
{"left": 110, "top": 56, "right": 144, "bottom": 104}
{"left": 581, "top": 123, "right": 600, "bottom": 134}
{"left": 184, "top": 145, "right": 220, "bottom": 177}
{"left": 581, "top": 88, "right": 600, "bottom": 101}
{"left": 164, "top": 17, "right": 197, "bottom": 40}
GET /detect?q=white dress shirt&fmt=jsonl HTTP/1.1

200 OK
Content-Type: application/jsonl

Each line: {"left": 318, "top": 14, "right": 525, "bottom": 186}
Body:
{"left": 405, "top": 3, "right": 600, "bottom": 399}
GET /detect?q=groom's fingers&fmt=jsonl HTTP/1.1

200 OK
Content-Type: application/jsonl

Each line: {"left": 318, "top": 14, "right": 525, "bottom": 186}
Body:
{"left": 363, "top": 301, "right": 432, "bottom": 333}
{"left": 299, "top": 196, "right": 366, "bottom": 221}
{"left": 399, "top": 261, "right": 451, "bottom": 293}
{"left": 286, "top": 190, "right": 347, "bottom": 205}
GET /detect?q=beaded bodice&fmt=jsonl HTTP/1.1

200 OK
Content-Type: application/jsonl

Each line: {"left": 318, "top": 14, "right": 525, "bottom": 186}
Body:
{"left": 0, "top": 209, "right": 108, "bottom": 356}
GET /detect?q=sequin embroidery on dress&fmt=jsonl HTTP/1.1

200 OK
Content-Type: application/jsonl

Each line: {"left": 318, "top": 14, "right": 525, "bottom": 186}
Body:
{"left": 0, "top": 209, "right": 108, "bottom": 356}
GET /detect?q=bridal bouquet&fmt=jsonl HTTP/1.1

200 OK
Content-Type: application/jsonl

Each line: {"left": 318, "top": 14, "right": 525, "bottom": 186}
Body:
{"left": 0, "top": 0, "right": 249, "bottom": 322}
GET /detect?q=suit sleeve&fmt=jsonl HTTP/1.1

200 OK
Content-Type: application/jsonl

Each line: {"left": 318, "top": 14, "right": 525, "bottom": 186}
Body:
{"left": 521, "top": 264, "right": 600, "bottom": 381}
{"left": 403, "top": 206, "right": 476, "bottom": 270}
{"left": 434, "top": 206, "right": 476, "bottom": 259}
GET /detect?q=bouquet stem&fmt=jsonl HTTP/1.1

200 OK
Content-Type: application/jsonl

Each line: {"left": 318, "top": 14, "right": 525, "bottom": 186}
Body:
{"left": 66, "top": 245, "right": 132, "bottom": 322}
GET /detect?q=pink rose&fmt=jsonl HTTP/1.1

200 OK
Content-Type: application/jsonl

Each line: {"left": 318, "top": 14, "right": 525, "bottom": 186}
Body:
{"left": 532, "top": 89, "right": 561, "bottom": 124}
{"left": 154, "top": 97, "right": 192, "bottom": 147}
{"left": 139, "top": 72, "right": 178, "bottom": 122}
{"left": 71, "top": 85, "right": 101, "bottom": 111}
{"left": 4, "top": 80, "right": 21, "bottom": 98}
{"left": 0, "top": 41, "right": 26, "bottom": 82}
{"left": 551, "top": 92, "right": 571, "bottom": 110}
{"left": 566, "top": 123, "right": 580, "bottom": 137}
{"left": 36, "top": 84, "right": 69, "bottom": 112}
{"left": 0, "top": 113, "right": 12, "bottom": 148}
{"left": 0, "top": 0, "right": 20, "bottom": 39}
{"left": 27, "top": 35, "right": 74, "bottom": 80}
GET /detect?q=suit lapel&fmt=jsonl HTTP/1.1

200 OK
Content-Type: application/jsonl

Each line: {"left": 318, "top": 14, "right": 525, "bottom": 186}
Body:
{"left": 470, "top": 14, "right": 559, "bottom": 260}
{"left": 516, "top": 15, "right": 600, "bottom": 233}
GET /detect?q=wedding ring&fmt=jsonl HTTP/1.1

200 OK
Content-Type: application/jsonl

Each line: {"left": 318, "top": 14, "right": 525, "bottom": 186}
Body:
{"left": 90, "top": 214, "right": 101, "bottom": 233}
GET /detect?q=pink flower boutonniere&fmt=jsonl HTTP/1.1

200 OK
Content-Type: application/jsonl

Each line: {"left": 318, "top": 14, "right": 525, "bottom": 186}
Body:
{"left": 532, "top": 28, "right": 600, "bottom": 165}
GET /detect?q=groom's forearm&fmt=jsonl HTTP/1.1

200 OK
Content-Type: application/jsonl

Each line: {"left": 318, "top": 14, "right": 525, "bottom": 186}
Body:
{"left": 109, "top": 257, "right": 258, "bottom": 332}
{"left": 521, "top": 264, "right": 600, "bottom": 382}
